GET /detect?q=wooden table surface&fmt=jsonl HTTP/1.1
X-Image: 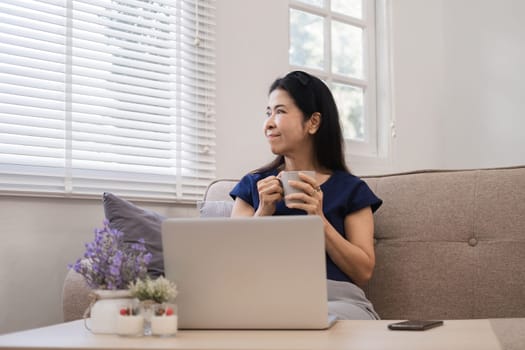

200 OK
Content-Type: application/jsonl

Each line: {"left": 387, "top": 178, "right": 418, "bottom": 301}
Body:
{"left": 0, "top": 318, "right": 510, "bottom": 350}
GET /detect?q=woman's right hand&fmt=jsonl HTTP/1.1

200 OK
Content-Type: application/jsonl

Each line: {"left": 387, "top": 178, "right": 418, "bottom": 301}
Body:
{"left": 255, "top": 175, "right": 283, "bottom": 216}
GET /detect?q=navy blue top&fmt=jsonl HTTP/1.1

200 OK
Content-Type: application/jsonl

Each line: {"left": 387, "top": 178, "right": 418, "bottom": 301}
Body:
{"left": 229, "top": 169, "right": 382, "bottom": 284}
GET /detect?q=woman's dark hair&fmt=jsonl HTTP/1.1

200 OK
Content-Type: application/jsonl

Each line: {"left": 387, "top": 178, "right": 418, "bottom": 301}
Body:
{"left": 254, "top": 70, "right": 349, "bottom": 174}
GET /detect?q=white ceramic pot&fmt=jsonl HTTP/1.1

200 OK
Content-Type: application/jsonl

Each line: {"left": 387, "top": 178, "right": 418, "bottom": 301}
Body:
{"left": 151, "top": 314, "right": 178, "bottom": 336}
{"left": 116, "top": 314, "right": 144, "bottom": 337}
{"left": 86, "top": 289, "right": 133, "bottom": 334}
{"left": 151, "top": 303, "right": 178, "bottom": 337}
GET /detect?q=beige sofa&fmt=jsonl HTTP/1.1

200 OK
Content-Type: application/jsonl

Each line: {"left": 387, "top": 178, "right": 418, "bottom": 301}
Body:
{"left": 63, "top": 166, "right": 525, "bottom": 321}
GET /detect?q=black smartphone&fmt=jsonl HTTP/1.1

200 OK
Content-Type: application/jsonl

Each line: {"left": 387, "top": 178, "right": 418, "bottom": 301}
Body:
{"left": 387, "top": 320, "right": 444, "bottom": 331}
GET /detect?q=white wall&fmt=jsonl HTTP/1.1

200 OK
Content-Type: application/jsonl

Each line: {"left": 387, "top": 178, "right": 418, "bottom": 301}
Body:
{"left": 214, "top": 0, "right": 289, "bottom": 178}
{"left": 0, "top": 197, "right": 195, "bottom": 334}
{"left": 389, "top": 0, "right": 525, "bottom": 171}
{"left": 1, "top": 0, "right": 525, "bottom": 335}
{"left": 439, "top": 0, "right": 525, "bottom": 168}
{"left": 387, "top": 0, "right": 445, "bottom": 172}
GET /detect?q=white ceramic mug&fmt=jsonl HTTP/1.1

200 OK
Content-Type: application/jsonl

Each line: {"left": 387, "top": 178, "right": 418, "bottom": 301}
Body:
{"left": 280, "top": 170, "right": 316, "bottom": 207}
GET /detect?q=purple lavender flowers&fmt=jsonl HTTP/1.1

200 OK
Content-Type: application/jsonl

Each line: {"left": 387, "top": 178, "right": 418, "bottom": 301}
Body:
{"left": 70, "top": 220, "right": 152, "bottom": 290}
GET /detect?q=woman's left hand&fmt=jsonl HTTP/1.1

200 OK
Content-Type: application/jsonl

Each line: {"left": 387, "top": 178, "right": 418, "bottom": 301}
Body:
{"left": 284, "top": 172, "right": 324, "bottom": 216}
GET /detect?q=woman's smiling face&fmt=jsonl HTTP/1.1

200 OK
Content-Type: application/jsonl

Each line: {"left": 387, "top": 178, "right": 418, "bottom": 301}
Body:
{"left": 264, "top": 88, "right": 312, "bottom": 156}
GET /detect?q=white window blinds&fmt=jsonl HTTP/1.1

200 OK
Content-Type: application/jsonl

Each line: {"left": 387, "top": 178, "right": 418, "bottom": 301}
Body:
{"left": 0, "top": 0, "right": 216, "bottom": 201}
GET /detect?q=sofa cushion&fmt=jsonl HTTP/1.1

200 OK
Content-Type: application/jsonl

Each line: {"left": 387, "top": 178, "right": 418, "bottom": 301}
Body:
{"left": 103, "top": 192, "right": 165, "bottom": 278}
{"left": 364, "top": 166, "right": 525, "bottom": 320}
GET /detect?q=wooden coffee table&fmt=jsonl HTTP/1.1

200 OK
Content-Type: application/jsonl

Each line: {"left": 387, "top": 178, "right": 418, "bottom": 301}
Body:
{"left": 0, "top": 319, "right": 514, "bottom": 350}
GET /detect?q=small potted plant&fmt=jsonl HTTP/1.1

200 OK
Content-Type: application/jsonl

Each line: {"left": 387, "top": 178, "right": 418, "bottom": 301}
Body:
{"left": 69, "top": 220, "right": 152, "bottom": 290}
{"left": 129, "top": 276, "right": 178, "bottom": 336}
{"left": 68, "top": 220, "right": 152, "bottom": 333}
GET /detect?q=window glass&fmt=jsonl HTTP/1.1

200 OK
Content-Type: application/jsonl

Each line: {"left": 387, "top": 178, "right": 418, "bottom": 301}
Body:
{"left": 332, "top": 21, "right": 363, "bottom": 78}
{"left": 331, "top": 0, "right": 362, "bottom": 18}
{"left": 289, "top": 9, "right": 324, "bottom": 70}
{"left": 332, "top": 83, "right": 364, "bottom": 141}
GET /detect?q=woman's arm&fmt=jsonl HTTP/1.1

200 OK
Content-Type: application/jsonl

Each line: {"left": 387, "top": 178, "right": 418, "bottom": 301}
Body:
{"left": 230, "top": 175, "right": 283, "bottom": 217}
{"left": 230, "top": 197, "right": 255, "bottom": 217}
{"left": 232, "top": 172, "right": 376, "bottom": 285}
{"left": 282, "top": 173, "right": 376, "bottom": 286}
{"left": 323, "top": 207, "right": 376, "bottom": 287}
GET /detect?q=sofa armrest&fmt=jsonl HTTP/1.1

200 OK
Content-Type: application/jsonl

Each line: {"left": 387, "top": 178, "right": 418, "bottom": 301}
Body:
{"left": 197, "top": 179, "right": 238, "bottom": 217}
{"left": 202, "top": 179, "right": 238, "bottom": 201}
{"left": 62, "top": 269, "right": 91, "bottom": 322}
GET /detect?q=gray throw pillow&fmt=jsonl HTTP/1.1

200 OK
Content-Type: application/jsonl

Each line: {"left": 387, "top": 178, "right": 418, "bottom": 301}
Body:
{"left": 197, "top": 200, "right": 234, "bottom": 217}
{"left": 103, "top": 192, "right": 165, "bottom": 278}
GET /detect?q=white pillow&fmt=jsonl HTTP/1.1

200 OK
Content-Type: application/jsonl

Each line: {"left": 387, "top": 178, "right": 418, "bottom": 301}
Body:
{"left": 197, "top": 200, "right": 234, "bottom": 217}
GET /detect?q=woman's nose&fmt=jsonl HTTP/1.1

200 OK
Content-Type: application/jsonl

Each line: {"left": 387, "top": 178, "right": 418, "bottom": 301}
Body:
{"left": 264, "top": 113, "right": 275, "bottom": 128}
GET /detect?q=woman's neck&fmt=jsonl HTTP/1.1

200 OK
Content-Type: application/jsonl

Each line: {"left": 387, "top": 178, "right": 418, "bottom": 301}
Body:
{"left": 283, "top": 157, "right": 331, "bottom": 174}
{"left": 283, "top": 157, "right": 313, "bottom": 171}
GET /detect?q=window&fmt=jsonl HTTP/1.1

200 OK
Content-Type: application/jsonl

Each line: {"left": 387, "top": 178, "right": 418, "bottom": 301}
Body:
{"left": 289, "top": 0, "right": 384, "bottom": 158}
{"left": 0, "top": 0, "right": 215, "bottom": 201}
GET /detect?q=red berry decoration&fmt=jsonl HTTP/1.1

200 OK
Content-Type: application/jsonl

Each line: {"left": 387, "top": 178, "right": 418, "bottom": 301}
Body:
{"left": 119, "top": 308, "right": 129, "bottom": 316}
{"left": 166, "top": 307, "right": 174, "bottom": 316}
{"left": 155, "top": 307, "right": 165, "bottom": 316}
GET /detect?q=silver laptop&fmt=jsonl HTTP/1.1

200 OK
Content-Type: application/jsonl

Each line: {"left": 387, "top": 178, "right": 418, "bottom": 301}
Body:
{"left": 161, "top": 215, "right": 336, "bottom": 330}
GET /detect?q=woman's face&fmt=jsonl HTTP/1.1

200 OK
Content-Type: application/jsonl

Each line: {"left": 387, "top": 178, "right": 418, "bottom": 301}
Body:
{"left": 264, "top": 88, "right": 312, "bottom": 156}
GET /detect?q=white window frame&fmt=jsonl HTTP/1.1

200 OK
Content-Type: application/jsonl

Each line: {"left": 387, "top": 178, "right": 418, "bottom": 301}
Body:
{"left": 0, "top": 0, "right": 216, "bottom": 202}
{"left": 289, "top": 0, "right": 393, "bottom": 170}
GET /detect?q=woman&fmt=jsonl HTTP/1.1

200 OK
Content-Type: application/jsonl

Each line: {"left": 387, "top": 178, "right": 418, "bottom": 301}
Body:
{"left": 229, "top": 70, "right": 382, "bottom": 320}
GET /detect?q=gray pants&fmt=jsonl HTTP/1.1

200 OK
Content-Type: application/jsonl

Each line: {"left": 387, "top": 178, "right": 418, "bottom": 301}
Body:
{"left": 327, "top": 279, "right": 380, "bottom": 320}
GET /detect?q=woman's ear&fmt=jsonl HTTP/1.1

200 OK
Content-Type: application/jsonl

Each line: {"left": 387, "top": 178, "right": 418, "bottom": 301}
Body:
{"left": 308, "top": 112, "right": 322, "bottom": 134}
